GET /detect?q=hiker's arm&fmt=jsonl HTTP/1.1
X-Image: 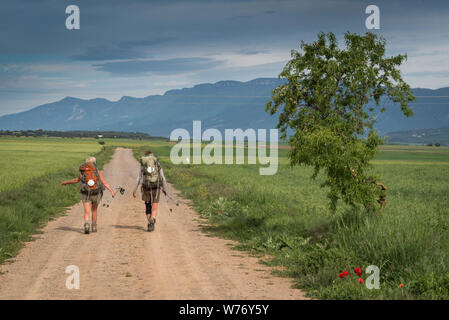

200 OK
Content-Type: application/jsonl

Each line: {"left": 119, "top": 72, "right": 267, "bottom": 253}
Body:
{"left": 61, "top": 176, "right": 80, "bottom": 185}
{"left": 98, "top": 171, "right": 115, "bottom": 197}
{"left": 133, "top": 171, "right": 142, "bottom": 197}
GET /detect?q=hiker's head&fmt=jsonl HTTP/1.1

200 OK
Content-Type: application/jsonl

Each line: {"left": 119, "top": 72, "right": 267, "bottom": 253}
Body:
{"left": 86, "top": 156, "right": 97, "bottom": 164}
{"left": 145, "top": 150, "right": 153, "bottom": 155}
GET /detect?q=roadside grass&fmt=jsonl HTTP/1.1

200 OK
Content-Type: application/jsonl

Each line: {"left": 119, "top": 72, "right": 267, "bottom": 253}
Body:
{"left": 0, "top": 139, "right": 115, "bottom": 264}
{"left": 132, "top": 143, "right": 449, "bottom": 299}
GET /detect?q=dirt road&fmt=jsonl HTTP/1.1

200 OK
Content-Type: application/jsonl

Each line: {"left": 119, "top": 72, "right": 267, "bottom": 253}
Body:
{"left": 0, "top": 148, "right": 305, "bottom": 299}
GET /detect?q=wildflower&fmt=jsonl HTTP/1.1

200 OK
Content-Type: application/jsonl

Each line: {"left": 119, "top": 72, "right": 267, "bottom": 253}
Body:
{"left": 338, "top": 271, "right": 349, "bottom": 278}
{"left": 358, "top": 278, "right": 364, "bottom": 284}
{"left": 354, "top": 267, "right": 362, "bottom": 276}
{"left": 399, "top": 283, "right": 404, "bottom": 288}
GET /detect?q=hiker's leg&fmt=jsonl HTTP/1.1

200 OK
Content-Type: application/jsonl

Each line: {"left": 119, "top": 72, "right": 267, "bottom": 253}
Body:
{"left": 83, "top": 202, "right": 92, "bottom": 221}
{"left": 151, "top": 188, "right": 160, "bottom": 219}
{"left": 145, "top": 201, "right": 152, "bottom": 221}
{"left": 92, "top": 203, "right": 98, "bottom": 223}
{"left": 152, "top": 202, "right": 159, "bottom": 219}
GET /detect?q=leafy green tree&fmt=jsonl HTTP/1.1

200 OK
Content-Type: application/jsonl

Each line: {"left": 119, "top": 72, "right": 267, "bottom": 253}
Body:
{"left": 266, "top": 32, "right": 415, "bottom": 211}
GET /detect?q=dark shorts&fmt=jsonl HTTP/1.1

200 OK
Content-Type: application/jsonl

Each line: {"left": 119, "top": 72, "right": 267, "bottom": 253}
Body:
{"left": 141, "top": 187, "right": 161, "bottom": 203}
{"left": 81, "top": 191, "right": 103, "bottom": 206}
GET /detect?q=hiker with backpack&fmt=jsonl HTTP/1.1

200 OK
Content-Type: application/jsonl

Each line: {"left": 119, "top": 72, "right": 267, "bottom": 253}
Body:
{"left": 133, "top": 150, "right": 167, "bottom": 232}
{"left": 61, "top": 156, "right": 116, "bottom": 234}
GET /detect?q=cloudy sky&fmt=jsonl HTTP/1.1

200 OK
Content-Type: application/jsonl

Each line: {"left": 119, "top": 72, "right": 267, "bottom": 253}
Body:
{"left": 1, "top": 0, "right": 449, "bottom": 115}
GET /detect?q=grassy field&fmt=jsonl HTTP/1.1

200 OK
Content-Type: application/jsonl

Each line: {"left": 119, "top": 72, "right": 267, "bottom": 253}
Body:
{"left": 0, "top": 137, "right": 102, "bottom": 192}
{"left": 0, "top": 136, "right": 167, "bottom": 192}
{"left": 132, "top": 142, "right": 449, "bottom": 299}
{"left": 2, "top": 136, "right": 449, "bottom": 299}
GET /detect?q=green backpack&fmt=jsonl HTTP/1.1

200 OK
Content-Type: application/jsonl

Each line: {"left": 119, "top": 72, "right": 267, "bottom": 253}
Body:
{"left": 140, "top": 154, "right": 160, "bottom": 189}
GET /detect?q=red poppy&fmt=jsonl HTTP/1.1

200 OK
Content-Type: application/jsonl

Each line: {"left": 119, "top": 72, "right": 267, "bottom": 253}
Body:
{"left": 358, "top": 278, "right": 364, "bottom": 284}
{"left": 399, "top": 283, "right": 404, "bottom": 288}
{"left": 218, "top": 209, "right": 222, "bottom": 213}
{"left": 339, "top": 271, "right": 349, "bottom": 278}
{"left": 354, "top": 267, "right": 362, "bottom": 276}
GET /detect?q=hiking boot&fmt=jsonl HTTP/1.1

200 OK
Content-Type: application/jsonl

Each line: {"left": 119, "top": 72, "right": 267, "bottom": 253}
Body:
{"left": 84, "top": 222, "right": 90, "bottom": 234}
{"left": 148, "top": 217, "right": 156, "bottom": 232}
{"left": 92, "top": 223, "right": 97, "bottom": 233}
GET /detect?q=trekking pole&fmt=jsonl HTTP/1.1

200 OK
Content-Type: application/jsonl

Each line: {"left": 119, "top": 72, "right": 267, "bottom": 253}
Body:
{"left": 165, "top": 192, "right": 179, "bottom": 207}
{"left": 164, "top": 193, "right": 172, "bottom": 213}
{"left": 103, "top": 186, "right": 126, "bottom": 207}
{"left": 164, "top": 192, "right": 179, "bottom": 213}
{"left": 164, "top": 192, "right": 173, "bottom": 213}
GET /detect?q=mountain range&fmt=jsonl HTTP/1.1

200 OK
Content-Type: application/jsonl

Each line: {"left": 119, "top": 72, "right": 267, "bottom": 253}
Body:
{"left": 387, "top": 126, "right": 449, "bottom": 145}
{"left": 1, "top": 78, "right": 449, "bottom": 140}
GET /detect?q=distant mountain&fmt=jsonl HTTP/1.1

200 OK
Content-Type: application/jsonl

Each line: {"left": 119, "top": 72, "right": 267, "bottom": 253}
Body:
{"left": 386, "top": 126, "right": 449, "bottom": 145}
{"left": 374, "top": 87, "right": 449, "bottom": 136}
{"left": 1, "top": 78, "right": 449, "bottom": 138}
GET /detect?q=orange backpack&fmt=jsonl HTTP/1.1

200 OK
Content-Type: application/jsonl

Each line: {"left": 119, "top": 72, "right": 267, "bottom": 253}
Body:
{"left": 79, "top": 162, "right": 102, "bottom": 193}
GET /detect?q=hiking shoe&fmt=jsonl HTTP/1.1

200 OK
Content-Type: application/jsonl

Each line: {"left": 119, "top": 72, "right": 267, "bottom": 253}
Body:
{"left": 148, "top": 217, "right": 156, "bottom": 232}
{"left": 84, "top": 222, "right": 90, "bottom": 234}
{"left": 92, "top": 223, "right": 97, "bottom": 233}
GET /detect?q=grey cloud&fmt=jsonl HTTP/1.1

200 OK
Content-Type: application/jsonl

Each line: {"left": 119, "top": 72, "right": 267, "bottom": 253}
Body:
{"left": 236, "top": 49, "right": 269, "bottom": 55}
{"left": 71, "top": 45, "right": 145, "bottom": 61}
{"left": 0, "top": 0, "right": 368, "bottom": 57}
{"left": 93, "top": 57, "right": 224, "bottom": 75}
{"left": 119, "top": 37, "right": 176, "bottom": 49}
{"left": 2, "top": 0, "right": 449, "bottom": 113}
{"left": 71, "top": 37, "right": 176, "bottom": 61}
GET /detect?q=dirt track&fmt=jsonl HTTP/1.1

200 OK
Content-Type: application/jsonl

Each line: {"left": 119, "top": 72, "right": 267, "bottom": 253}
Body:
{"left": 0, "top": 148, "right": 305, "bottom": 299}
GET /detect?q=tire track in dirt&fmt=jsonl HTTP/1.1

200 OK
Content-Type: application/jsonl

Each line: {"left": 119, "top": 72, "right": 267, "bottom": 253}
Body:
{"left": 0, "top": 147, "right": 306, "bottom": 300}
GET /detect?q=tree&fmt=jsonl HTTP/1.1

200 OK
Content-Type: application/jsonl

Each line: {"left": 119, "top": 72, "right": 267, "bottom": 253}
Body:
{"left": 266, "top": 32, "right": 415, "bottom": 211}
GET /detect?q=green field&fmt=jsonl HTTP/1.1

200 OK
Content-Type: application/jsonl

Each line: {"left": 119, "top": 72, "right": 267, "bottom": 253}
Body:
{"left": 0, "top": 137, "right": 102, "bottom": 192}
{"left": 0, "top": 136, "right": 171, "bottom": 192}
{"left": 1, "top": 136, "right": 449, "bottom": 299}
